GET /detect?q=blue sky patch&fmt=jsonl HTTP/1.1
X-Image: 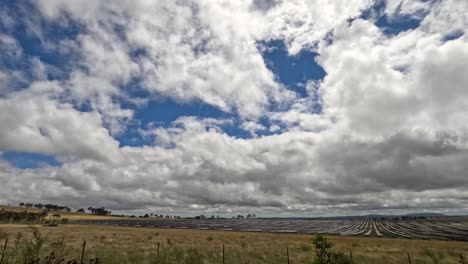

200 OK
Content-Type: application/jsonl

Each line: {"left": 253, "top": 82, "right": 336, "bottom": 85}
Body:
{"left": 0, "top": 1, "right": 81, "bottom": 82}
{"left": 1, "top": 151, "right": 62, "bottom": 169}
{"left": 134, "top": 99, "right": 230, "bottom": 126}
{"left": 361, "top": 0, "right": 431, "bottom": 36}
{"left": 375, "top": 14, "right": 423, "bottom": 36}
{"left": 360, "top": 0, "right": 386, "bottom": 21}
{"left": 442, "top": 31, "right": 464, "bottom": 42}
{"left": 260, "top": 40, "right": 326, "bottom": 98}
{"left": 117, "top": 98, "right": 253, "bottom": 147}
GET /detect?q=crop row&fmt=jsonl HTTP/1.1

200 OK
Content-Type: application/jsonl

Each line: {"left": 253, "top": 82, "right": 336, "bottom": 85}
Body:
{"left": 86, "top": 218, "right": 468, "bottom": 241}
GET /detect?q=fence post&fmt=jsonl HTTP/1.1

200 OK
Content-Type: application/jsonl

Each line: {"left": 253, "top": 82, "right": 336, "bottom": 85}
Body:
{"left": 286, "top": 247, "right": 290, "bottom": 264}
{"left": 156, "top": 242, "right": 160, "bottom": 263}
{"left": 80, "top": 241, "right": 86, "bottom": 264}
{"left": 461, "top": 253, "right": 465, "bottom": 264}
{"left": 222, "top": 244, "right": 225, "bottom": 264}
{"left": 349, "top": 249, "right": 352, "bottom": 260}
{"left": 407, "top": 252, "right": 412, "bottom": 264}
{"left": 1, "top": 239, "right": 8, "bottom": 264}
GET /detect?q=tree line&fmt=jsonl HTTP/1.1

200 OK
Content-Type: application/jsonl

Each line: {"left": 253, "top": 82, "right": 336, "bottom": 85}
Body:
{"left": 0, "top": 209, "right": 48, "bottom": 223}
{"left": 16, "top": 201, "right": 259, "bottom": 219}
{"left": 85, "top": 207, "right": 112, "bottom": 216}
{"left": 17, "top": 201, "right": 113, "bottom": 216}
{"left": 134, "top": 214, "right": 258, "bottom": 219}
{"left": 18, "top": 202, "right": 71, "bottom": 212}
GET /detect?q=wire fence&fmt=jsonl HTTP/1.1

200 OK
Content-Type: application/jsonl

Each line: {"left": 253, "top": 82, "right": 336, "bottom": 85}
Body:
{"left": 41, "top": 240, "right": 465, "bottom": 264}
{"left": 0, "top": 232, "right": 467, "bottom": 264}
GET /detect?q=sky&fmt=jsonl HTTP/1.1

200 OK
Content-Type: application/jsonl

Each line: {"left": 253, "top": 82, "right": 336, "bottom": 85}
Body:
{"left": 0, "top": 0, "right": 467, "bottom": 217}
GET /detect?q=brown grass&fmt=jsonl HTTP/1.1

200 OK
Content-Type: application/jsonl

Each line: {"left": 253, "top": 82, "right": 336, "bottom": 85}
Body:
{"left": 0, "top": 205, "right": 42, "bottom": 213}
{"left": 0, "top": 224, "right": 467, "bottom": 264}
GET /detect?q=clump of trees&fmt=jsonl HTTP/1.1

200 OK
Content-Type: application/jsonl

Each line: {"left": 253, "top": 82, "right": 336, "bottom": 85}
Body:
{"left": 87, "top": 207, "right": 111, "bottom": 216}
{"left": 141, "top": 214, "right": 180, "bottom": 219}
{"left": 18, "top": 202, "right": 114, "bottom": 217}
{"left": 0, "top": 209, "right": 69, "bottom": 225}
{"left": 229, "top": 214, "right": 257, "bottom": 219}
{"left": 0, "top": 209, "right": 48, "bottom": 223}
{"left": 19, "top": 202, "right": 71, "bottom": 212}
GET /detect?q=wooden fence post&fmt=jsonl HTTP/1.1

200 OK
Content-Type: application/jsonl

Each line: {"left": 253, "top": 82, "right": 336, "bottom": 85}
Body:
{"left": 0, "top": 239, "right": 8, "bottom": 264}
{"left": 407, "top": 252, "right": 412, "bottom": 264}
{"left": 156, "top": 242, "right": 160, "bottom": 263}
{"left": 349, "top": 249, "right": 352, "bottom": 260}
{"left": 222, "top": 244, "right": 225, "bottom": 264}
{"left": 80, "top": 241, "right": 86, "bottom": 264}
{"left": 461, "top": 253, "right": 465, "bottom": 264}
{"left": 286, "top": 247, "right": 290, "bottom": 264}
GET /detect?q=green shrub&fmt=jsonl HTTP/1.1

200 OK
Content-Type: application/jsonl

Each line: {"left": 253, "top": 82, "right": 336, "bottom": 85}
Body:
{"left": 312, "top": 234, "right": 353, "bottom": 264}
{"left": 422, "top": 247, "right": 445, "bottom": 264}
{"left": 313, "top": 234, "right": 333, "bottom": 264}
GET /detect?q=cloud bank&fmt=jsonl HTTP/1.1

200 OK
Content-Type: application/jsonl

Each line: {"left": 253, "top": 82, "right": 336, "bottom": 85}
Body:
{"left": 0, "top": 0, "right": 467, "bottom": 216}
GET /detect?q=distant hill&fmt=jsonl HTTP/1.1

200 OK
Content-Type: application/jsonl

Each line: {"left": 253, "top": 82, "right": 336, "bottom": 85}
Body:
{"left": 361, "top": 213, "right": 446, "bottom": 219}
{"left": 403, "top": 213, "right": 446, "bottom": 217}
{"left": 279, "top": 212, "right": 448, "bottom": 220}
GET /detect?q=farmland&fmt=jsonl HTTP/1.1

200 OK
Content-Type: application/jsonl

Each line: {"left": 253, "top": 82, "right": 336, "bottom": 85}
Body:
{"left": 1, "top": 204, "right": 468, "bottom": 263}
{"left": 1, "top": 224, "right": 468, "bottom": 264}
{"left": 85, "top": 217, "right": 468, "bottom": 242}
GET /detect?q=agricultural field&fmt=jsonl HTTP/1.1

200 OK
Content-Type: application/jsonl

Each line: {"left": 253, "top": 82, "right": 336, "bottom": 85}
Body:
{"left": 84, "top": 217, "right": 468, "bottom": 242}
{"left": 0, "top": 224, "right": 468, "bottom": 264}
{"left": 1, "top": 205, "right": 468, "bottom": 263}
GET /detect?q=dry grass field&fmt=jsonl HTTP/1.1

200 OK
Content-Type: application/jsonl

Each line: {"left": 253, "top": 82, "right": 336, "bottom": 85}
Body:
{"left": 1, "top": 206, "right": 467, "bottom": 263}
{"left": 0, "top": 223, "right": 467, "bottom": 264}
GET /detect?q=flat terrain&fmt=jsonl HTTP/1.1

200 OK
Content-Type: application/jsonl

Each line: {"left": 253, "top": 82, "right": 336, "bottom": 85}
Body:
{"left": 85, "top": 217, "right": 468, "bottom": 241}
{"left": 1, "top": 224, "right": 468, "bottom": 264}
{"left": 2, "top": 205, "right": 468, "bottom": 263}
